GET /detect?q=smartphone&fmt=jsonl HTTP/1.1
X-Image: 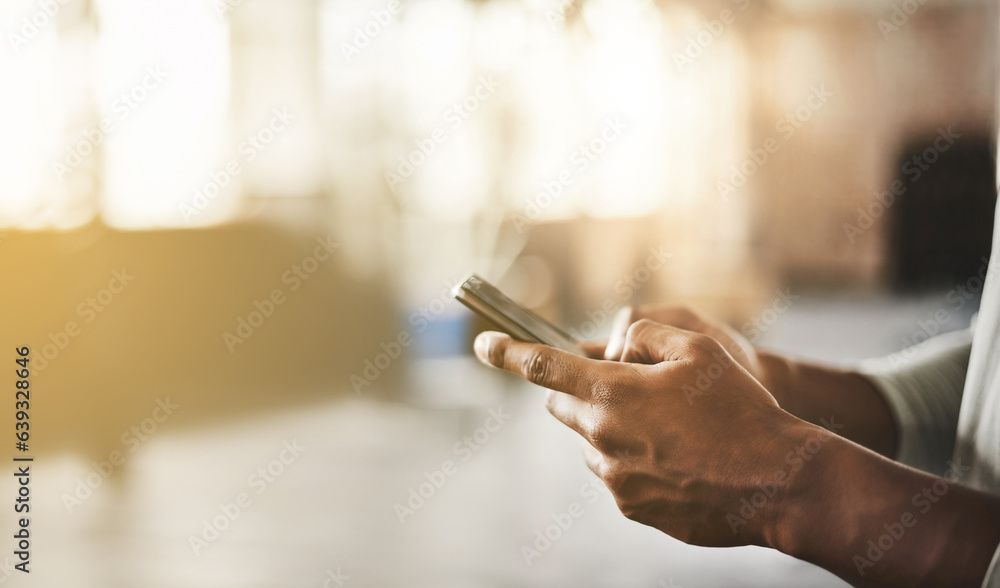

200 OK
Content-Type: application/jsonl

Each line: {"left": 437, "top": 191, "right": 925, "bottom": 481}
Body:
{"left": 453, "top": 273, "right": 585, "bottom": 357}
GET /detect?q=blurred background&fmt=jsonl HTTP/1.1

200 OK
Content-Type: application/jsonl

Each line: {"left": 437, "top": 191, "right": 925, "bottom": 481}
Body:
{"left": 0, "top": 0, "right": 995, "bottom": 585}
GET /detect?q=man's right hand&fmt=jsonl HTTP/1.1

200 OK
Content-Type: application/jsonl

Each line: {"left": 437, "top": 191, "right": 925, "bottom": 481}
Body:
{"left": 604, "top": 305, "right": 775, "bottom": 394}
{"left": 600, "top": 303, "right": 897, "bottom": 457}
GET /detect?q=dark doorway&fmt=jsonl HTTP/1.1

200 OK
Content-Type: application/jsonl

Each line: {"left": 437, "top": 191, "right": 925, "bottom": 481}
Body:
{"left": 889, "top": 132, "right": 996, "bottom": 292}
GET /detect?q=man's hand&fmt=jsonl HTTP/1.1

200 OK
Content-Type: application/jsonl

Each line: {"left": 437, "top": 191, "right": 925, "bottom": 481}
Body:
{"left": 472, "top": 315, "right": 1000, "bottom": 587}
{"left": 604, "top": 305, "right": 773, "bottom": 393}
{"left": 602, "top": 304, "right": 898, "bottom": 457}
{"left": 474, "top": 319, "right": 815, "bottom": 548}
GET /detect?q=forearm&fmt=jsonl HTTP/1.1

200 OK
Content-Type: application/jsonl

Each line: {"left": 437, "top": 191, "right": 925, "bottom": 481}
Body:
{"left": 759, "top": 351, "right": 896, "bottom": 457}
{"left": 770, "top": 420, "right": 1000, "bottom": 587}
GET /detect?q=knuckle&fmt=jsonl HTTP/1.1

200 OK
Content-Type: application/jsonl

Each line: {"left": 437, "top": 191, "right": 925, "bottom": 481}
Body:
{"left": 584, "top": 414, "right": 624, "bottom": 455}
{"left": 606, "top": 479, "right": 647, "bottom": 522}
{"left": 583, "top": 415, "right": 610, "bottom": 448}
{"left": 603, "top": 467, "right": 627, "bottom": 489}
{"left": 523, "top": 350, "right": 550, "bottom": 386}
{"left": 691, "top": 332, "right": 722, "bottom": 354}
{"left": 627, "top": 318, "right": 658, "bottom": 339}
{"left": 687, "top": 331, "right": 710, "bottom": 346}
{"left": 617, "top": 499, "right": 643, "bottom": 522}
{"left": 544, "top": 389, "right": 557, "bottom": 411}
{"left": 580, "top": 415, "right": 599, "bottom": 440}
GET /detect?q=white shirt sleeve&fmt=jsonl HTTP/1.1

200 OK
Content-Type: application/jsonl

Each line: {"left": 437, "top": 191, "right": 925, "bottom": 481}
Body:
{"left": 857, "top": 327, "right": 1000, "bottom": 588}
{"left": 985, "top": 544, "right": 1000, "bottom": 588}
{"left": 857, "top": 328, "right": 973, "bottom": 477}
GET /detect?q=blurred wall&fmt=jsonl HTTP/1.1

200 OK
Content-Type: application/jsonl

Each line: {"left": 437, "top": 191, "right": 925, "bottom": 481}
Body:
{"left": 747, "top": 3, "right": 997, "bottom": 287}
{"left": 2, "top": 0, "right": 997, "bottom": 458}
{"left": 470, "top": 0, "right": 999, "bottom": 334}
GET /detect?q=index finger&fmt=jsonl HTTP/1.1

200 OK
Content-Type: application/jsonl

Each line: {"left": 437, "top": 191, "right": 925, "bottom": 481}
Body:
{"left": 605, "top": 305, "right": 703, "bottom": 360}
{"left": 474, "top": 332, "right": 628, "bottom": 401}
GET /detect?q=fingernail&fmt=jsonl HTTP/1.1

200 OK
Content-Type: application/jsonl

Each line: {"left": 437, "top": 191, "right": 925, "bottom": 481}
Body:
{"left": 474, "top": 332, "right": 496, "bottom": 363}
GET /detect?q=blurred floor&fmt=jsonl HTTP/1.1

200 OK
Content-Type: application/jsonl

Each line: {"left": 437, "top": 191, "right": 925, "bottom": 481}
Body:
{"left": 4, "top": 289, "right": 976, "bottom": 588}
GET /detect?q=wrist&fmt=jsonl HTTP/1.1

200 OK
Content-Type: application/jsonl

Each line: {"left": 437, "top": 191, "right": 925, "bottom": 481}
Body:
{"left": 758, "top": 415, "right": 846, "bottom": 557}
{"left": 763, "top": 423, "right": 1000, "bottom": 586}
